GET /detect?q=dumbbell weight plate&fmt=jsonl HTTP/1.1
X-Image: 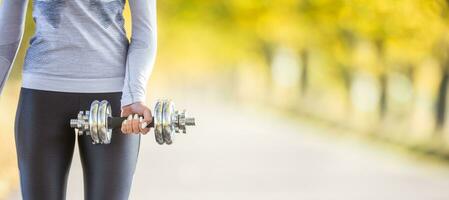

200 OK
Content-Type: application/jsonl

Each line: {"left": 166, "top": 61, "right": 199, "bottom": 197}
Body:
{"left": 89, "top": 100, "right": 100, "bottom": 144}
{"left": 162, "top": 100, "right": 175, "bottom": 145}
{"left": 98, "top": 100, "right": 112, "bottom": 144}
{"left": 154, "top": 100, "right": 164, "bottom": 144}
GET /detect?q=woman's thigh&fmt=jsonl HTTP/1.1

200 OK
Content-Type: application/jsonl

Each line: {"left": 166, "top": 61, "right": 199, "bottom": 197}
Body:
{"left": 77, "top": 91, "right": 141, "bottom": 200}
{"left": 14, "top": 87, "right": 79, "bottom": 200}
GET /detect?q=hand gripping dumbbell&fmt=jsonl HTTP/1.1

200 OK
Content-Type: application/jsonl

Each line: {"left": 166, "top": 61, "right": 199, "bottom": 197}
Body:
{"left": 69, "top": 99, "right": 196, "bottom": 145}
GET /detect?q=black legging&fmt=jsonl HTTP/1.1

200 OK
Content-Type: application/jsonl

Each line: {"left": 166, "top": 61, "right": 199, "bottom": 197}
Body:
{"left": 14, "top": 87, "right": 141, "bottom": 200}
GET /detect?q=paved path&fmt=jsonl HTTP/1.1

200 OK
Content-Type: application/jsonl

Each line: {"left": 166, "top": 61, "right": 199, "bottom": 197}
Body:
{"left": 8, "top": 95, "right": 449, "bottom": 200}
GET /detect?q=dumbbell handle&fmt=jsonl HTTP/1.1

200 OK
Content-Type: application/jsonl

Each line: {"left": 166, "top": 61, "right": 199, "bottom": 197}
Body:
{"left": 108, "top": 116, "right": 155, "bottom": 129}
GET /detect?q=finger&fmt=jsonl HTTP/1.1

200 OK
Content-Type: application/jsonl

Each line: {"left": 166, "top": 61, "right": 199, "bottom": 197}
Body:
{"left": 121, "top": 119, "right": 127, "bottom": 134}
{"left": 138, "top": 116, "right": 150, "bottom": 134}
{"left": 140, "top": 121, "right": 148, "bottom": 129}
{"left": 141, "top": 109, "right": 152, "bottom": 134}
{"left": 136, "top": 114, "right": 143, "bottom": 134}
{"left": 127, "top": 120, "right": 134, "bottom": 134}
{"left": 132, "top": 114, "right": 140, "bottom": 134}
{"left": 125, "top": 114, "right": 133, "bottom": 134}
{"left": 138, "top": 116, "right": 145, "bottom": 133}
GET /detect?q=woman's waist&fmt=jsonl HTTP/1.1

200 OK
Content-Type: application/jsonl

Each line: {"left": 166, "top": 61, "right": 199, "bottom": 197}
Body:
{"left": 21, "top": 71, "right": 125, "bottom": 93}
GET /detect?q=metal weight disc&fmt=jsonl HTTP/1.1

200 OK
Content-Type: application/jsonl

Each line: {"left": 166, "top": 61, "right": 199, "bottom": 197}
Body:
{"left": 154, "top": 100, "right": 164, "bottom": 144}
{"left": 162, "top": 100, "right": 175, "bottom": 145}
{"left": 104, "top": 101, "right": 112, "bottom": 143}
{"left": 98, "top": 100, "right": 112, "bottom": 144}
{"left": 89, "top": 100, "right": 100, "bottom": 144}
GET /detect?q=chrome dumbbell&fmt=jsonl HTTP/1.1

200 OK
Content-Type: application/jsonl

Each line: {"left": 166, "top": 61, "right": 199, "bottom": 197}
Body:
{"left": 69, "top": 99, "right": 196, "bottom": 145}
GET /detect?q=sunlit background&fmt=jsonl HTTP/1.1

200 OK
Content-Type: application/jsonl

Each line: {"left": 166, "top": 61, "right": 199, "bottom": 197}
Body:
{"left": 2, "top": 0, "right": 449, "bottom": 199}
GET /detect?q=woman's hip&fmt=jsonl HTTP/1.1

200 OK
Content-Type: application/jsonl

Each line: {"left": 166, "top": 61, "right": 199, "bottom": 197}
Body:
{"left": 14, "top": 87, "right": 123, "bottom": 133}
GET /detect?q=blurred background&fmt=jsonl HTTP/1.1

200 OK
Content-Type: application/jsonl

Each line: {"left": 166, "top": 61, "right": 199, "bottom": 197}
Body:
{"left": 3, "top": 0, "right": 449, "bottom": 199}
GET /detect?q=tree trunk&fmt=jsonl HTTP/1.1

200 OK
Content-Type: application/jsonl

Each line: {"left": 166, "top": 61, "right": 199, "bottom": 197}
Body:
{"left": 300, "top": 50, "right": 309, "bottom": 96}
{"left": 436, "top": 67, "right": 449, "bottom": 130}
{"left": 339, "top": 65, "right": 352, "bottom": 113}
{"left": 261, "top": 41, "right": 274, "bottom": 70}
{"left": 379, "top": 73, "right": 388, "bottom": 118}
{"left": 375, "top": 39, "right": 388, "bottom": 119}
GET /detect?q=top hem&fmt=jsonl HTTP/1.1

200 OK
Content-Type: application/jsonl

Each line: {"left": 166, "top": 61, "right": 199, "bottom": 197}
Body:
{"left": 21, "top": 72, "right": 125, "bottom": 93}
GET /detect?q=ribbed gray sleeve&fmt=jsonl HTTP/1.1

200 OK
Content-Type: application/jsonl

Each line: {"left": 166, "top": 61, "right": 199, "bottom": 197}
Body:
{"left": 0, "top": 0, "right": 28, "bottom": 96}
{"left": 120, "top": 0, "right": 158, "bottom": 108}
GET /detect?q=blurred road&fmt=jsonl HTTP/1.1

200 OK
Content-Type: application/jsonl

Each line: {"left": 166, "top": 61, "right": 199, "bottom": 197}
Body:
{"left": 7, "top": 94, "right": 449, "bottom": 200}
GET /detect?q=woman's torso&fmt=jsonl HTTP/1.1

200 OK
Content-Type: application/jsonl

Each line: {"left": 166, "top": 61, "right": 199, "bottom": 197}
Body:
{"left": 22, "top": 0, "right": 130, "bottom": 93}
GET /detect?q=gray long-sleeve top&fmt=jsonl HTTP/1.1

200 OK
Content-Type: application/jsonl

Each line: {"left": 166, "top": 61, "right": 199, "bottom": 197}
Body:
{"left": 0, "top": 0, "right": 157, "bottom": 108}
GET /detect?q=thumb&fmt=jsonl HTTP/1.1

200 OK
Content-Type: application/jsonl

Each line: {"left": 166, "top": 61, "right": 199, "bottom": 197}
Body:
{"left": 120, "top": 108, "right": 131, "bottom": 117}
{"left": 143, "top": 108, "right": 152, "bottom": 123}
{"left": 140, "top": 108, "right": 152, "bottom": 129}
